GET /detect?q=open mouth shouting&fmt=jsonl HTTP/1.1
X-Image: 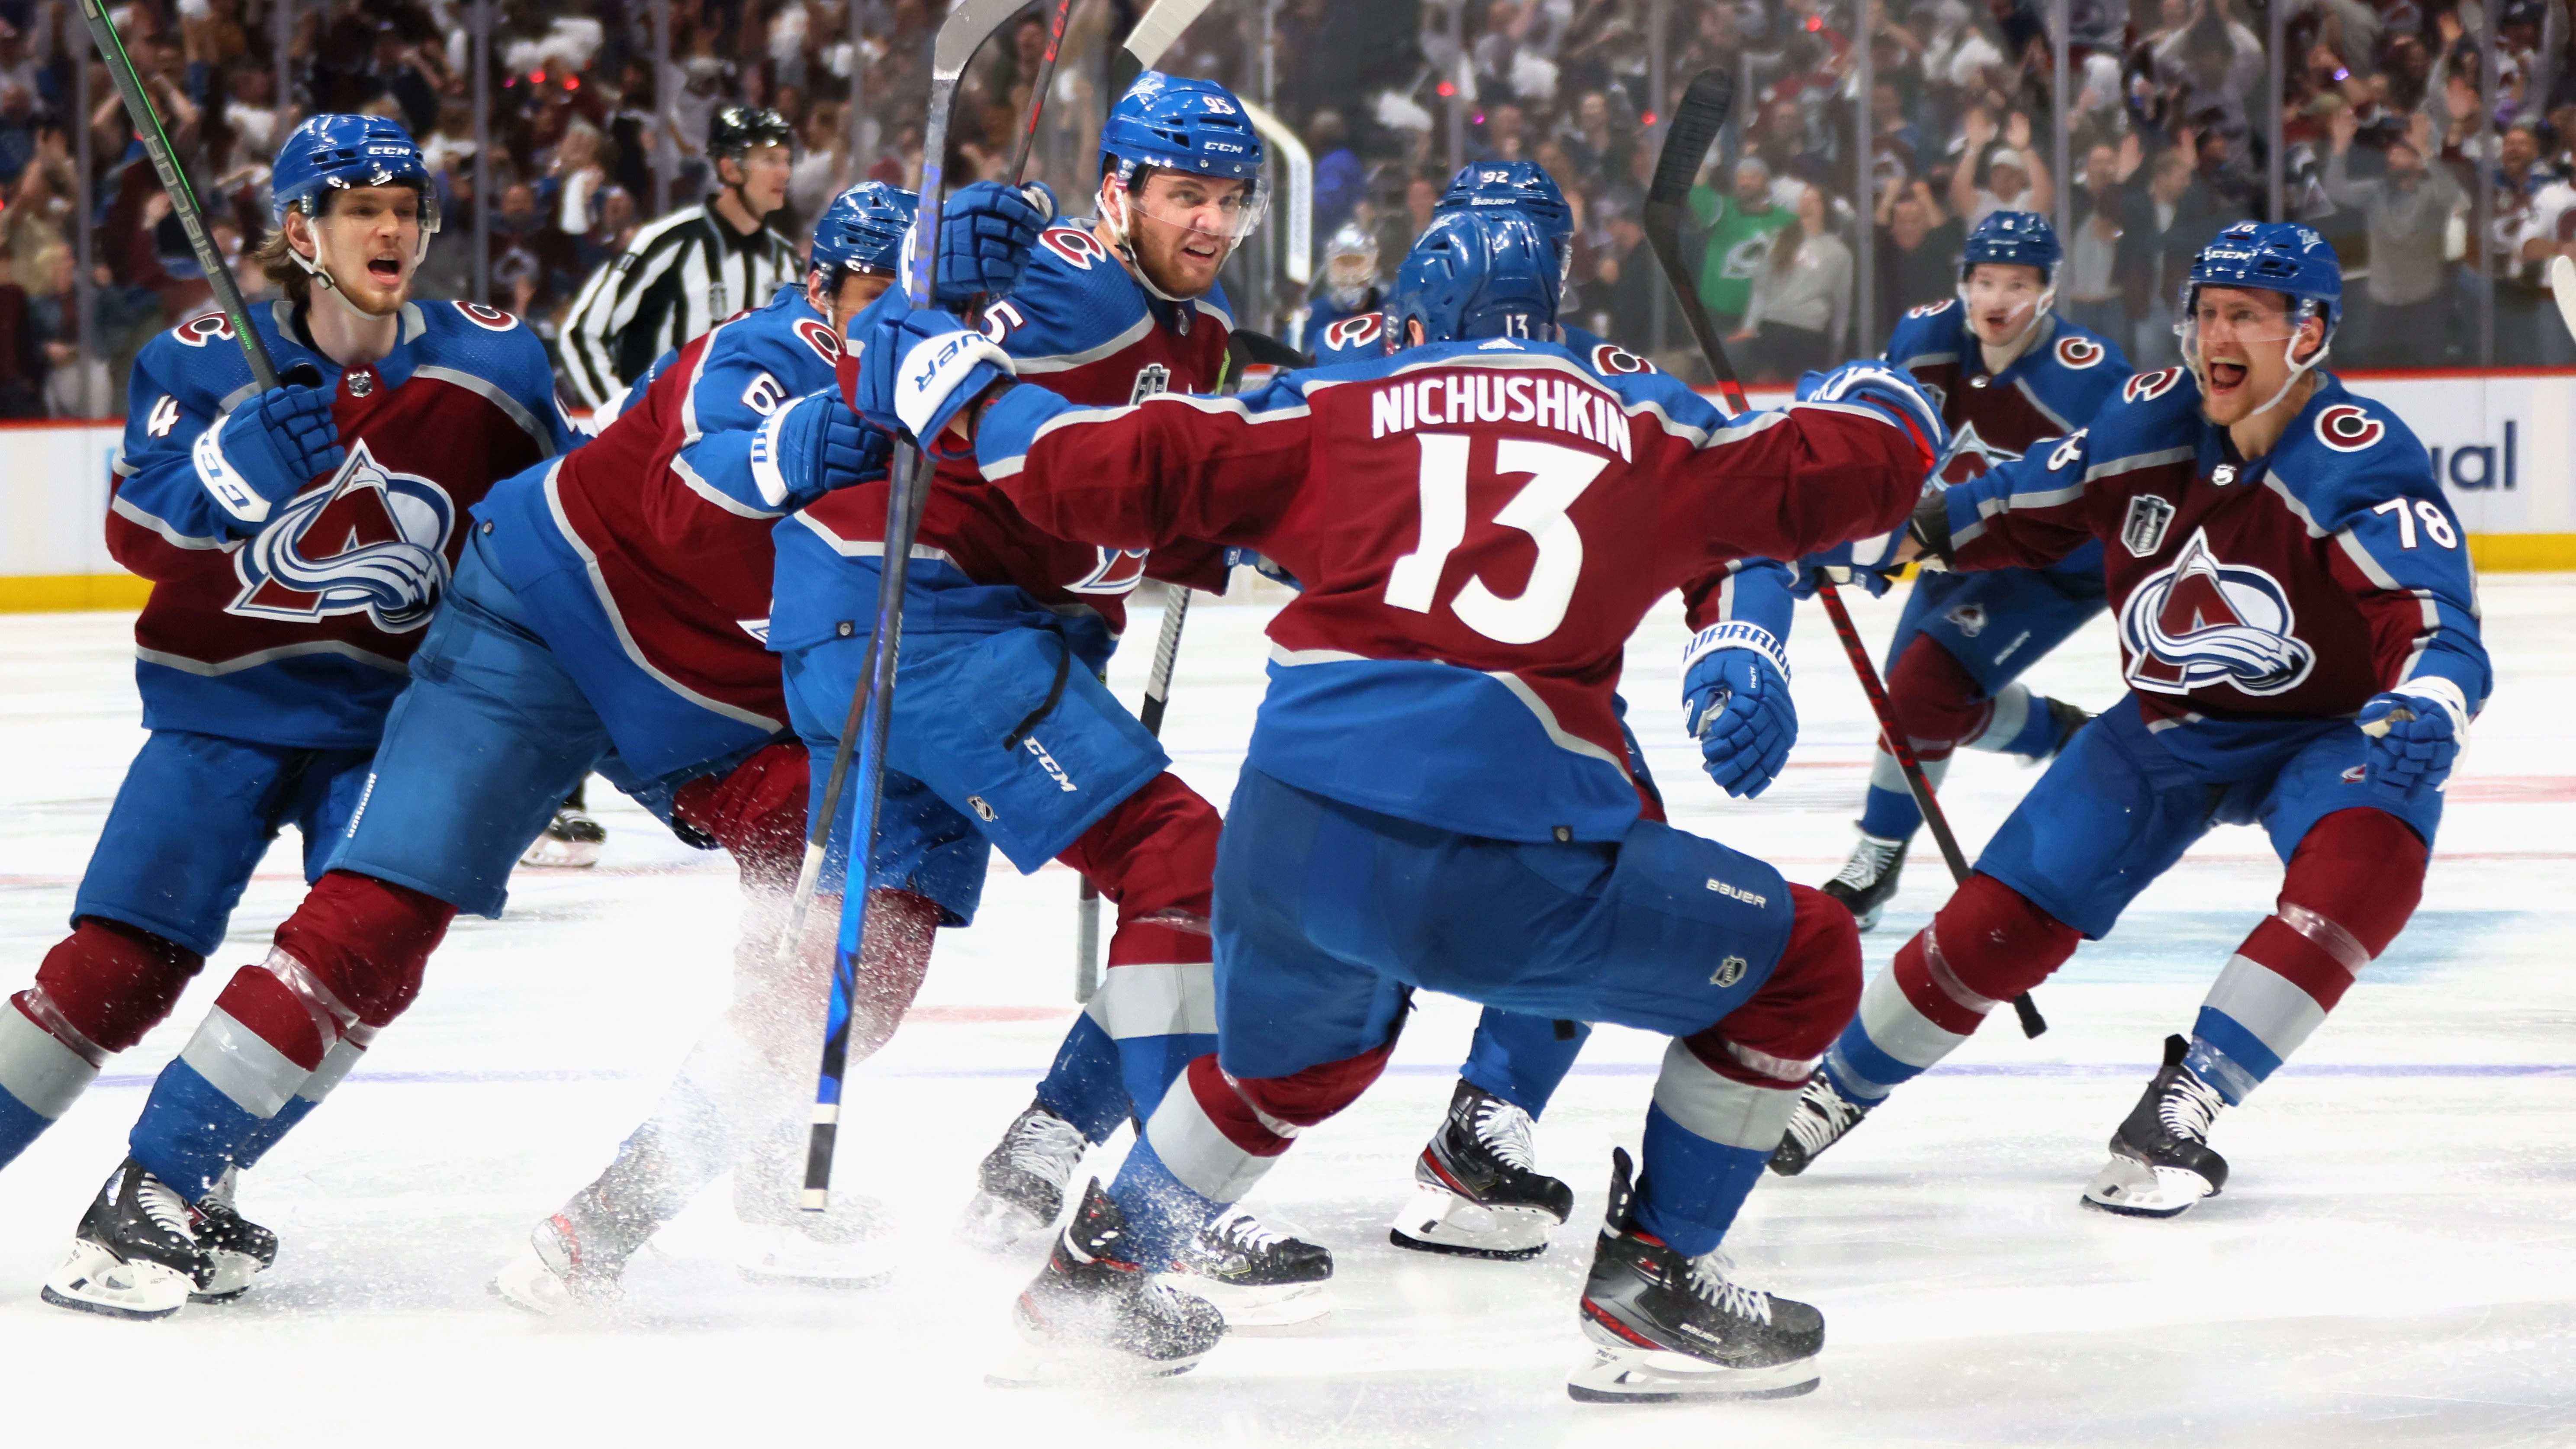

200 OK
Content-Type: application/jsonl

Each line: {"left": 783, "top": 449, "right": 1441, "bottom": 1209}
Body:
{"left": 2203, "top": 355, "right": 2248, "bottom": 399}
{"left": 365, "top": 253, "right": 405, "bottom": 288}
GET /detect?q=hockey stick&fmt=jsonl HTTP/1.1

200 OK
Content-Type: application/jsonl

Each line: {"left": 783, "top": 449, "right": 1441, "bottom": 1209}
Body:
{"left": 1124, "top": 0, "right": 1218, "bottom": 67}
{"left": 75, "top": 0, "right": 304, "bottom": 392}
{"left": 799, "top": 0, "right": 1039, "bottom": 1211}
{"left": 1637, "top": 69, "right": 2045, "bottom": 1037}
{"left": 2551, "top": 255, "right": 2576, "bottom": 350}
{"left": 1010, "top": 0, "right": 1078, "bottom": 181}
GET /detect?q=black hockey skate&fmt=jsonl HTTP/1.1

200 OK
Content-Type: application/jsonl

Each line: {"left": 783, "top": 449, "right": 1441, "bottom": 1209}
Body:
{"left": 1004, "top": 1178, "right": 1227, "bottom": 1381}
{"left": 1390, "top": 1078, "right": 1575, "bottom": 1259}
{"left": 1767, "top": 1072, "right": 1874, "bottom": 1177}
{"left": 192, "top": 1166, "right": 280, "bottom": 1302}
{"left": 1821, "top": 831, "right": 1908, "bottom": 931}
{"left": 42, "top": 1159, "right": 218, "bottom": 1320}
{"left": 1165, "top": 1207, "right": 1333, "bottom": 1327}
{"left": 519, "top": 802, "right": 607, "bottom": 869}
{"left": 961, "top": 1095, "right": 1089, "bottom": 1249}
{"left": 1569, "top": 1149, "right": 1824, "bottom": 1402}
{"left": 2040, "top": 696, "right": 2092, "bottom": 757}
{"left": 2083, "top": 1035, "right": 2230, "bottom": 1218}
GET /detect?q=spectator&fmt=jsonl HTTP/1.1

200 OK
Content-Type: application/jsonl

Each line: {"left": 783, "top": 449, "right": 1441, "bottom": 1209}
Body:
{"left": 2117, "top": 146, "right": 2221, "bottom": 366}
{"left": 1877, "top": 176, "right": 1965, "bottom": 334}
{"left": 1590, "top": 186, "right": 1656, "bottom": 351}
{"left": 1309, "top": 111, "right": 1364, "bottom": 238}
{"left": 552, "top": 120, "right": 614, "bottom": 239}
{"left": 1689, "top": 156, "right": 1796, "bottom": 337}
{"left": 491, "top": 181, "right": 581, "bottom": 318}
{"left": 1731, "top": 183, "right": 1851, "bottom": 381}
{"left": 31, "top": 246, "right": 105, "bottom": 417}
{"left": 0, "top": 248, "right": 43, "bottom": 418}
{"left": 2325, "top": 107, "right": 2462, "bottom": 365}
{"left": 1951, "top": 108, "right": 2053, "bottom": 226}
{"left": 2062, "top": 141, "right": 2129, "bottom": 340}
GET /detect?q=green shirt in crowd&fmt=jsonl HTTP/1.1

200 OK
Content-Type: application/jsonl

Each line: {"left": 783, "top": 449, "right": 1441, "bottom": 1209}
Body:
{"left": 1687, "top": 184, "right": 1795, "bottom": 320}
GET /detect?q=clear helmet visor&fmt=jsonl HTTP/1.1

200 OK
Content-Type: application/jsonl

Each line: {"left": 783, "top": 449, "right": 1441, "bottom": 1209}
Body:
{"left": 1117, "top": 168, "right": 1269, "bottom": 244}
{"left": 2174, "top": 293, "right": 2305, "bottom": 368}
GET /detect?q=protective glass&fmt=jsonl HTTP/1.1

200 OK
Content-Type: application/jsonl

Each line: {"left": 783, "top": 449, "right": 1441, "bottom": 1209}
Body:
{"left": 2174, "top": 291, "right": 2303, "bottom": 367}
{"left": 1119, "top": 169, "right": 1269, "bottom": 244}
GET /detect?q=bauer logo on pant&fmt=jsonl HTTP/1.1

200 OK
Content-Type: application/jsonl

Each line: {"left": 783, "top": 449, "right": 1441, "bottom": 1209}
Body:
{"left": 230, "top": 441, "right": 456, "bottom": 633}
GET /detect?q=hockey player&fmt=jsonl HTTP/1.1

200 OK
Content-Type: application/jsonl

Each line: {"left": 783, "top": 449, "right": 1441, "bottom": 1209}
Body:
{"left": 1289, "top": 220, "right": 1382, "bottom": 352}
{"left": 848, "top": 205, "right": 1946, "bottom": 1393}
{"left": 0, "top": 113, "right": 570, "bottom": 1285}
{"left": 1818, "top": 211, "right": 2130, "bottom": 930}
{"left": 1769, "top": 223, "right": 2488, "bottom": 1220}
{"left": 857, "top": 71, "right": 1329, "bottom": 1319}
{"left": 34, "top": 184, "right": 907, "bottom": 1320}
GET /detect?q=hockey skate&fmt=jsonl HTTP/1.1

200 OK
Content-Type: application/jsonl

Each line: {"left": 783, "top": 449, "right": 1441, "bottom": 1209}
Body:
{"left": 736, "top": 1187, "right": 896, "bottom": 1289}
{"left": 1568, "top": 1149, "right": 1823, "bottom": 1403}
{"left": 41, "top": 1159, "right": 220, "bottom": 1320}
{"left": 519, "top": 802, "right": 607, "bottom": 869}
{"left": 2083, "top": 1035, "right": 2230, "bottom": 1218}
{"left": 960, "top": 1096, "right": 1089, "bottom": 1249}
{"left": 1162, "top": 1206, "right": 1332, "bottom": 1328}
{"left": 1767, "top": 1072, "right": 1874, "bottom": 1177}
{"left": 489, "top": 1173, "right": 666, "bottom": 1315}
{"left": 1389, "top": 1079, "right": 1574, "bottom": 1259}
{"left": 1821, "top": 831, "right": 1908, "bottom": 931}
{"left": 996, "top": 1178, "right": 1226, "bottom": 1385}
{"left": 192, "top": 1166, "right": 280, "bottom": 1302}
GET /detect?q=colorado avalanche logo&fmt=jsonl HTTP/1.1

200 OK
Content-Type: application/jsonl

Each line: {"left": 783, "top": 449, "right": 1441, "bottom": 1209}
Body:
{"left": 1322, "top": 313, "right": 1383, "bottom": 353}
{"left": 794, "top": 317, "right": 843, "bottom": 363}
{"left": 1590, "top": 343, "right": 1656, "bottom": 375}
{"left": 1906, "top": 299, "right": 1955, "bottom": 319}
{"left": 2056, "top": 336, "right": 2106, "bottom": 369}
{"left": 230, "top": 440, "right": 455, "bottom": 633}
{"left": 1937, "top": 419, "right": 2021, "bottom": 485}
{"left": 2116, "top": 528, "right": 2315, "bottom": 698}
{"left": 1066, "top": 546, "right": 1151, "bottom": 596}
{"left": 453, "top": 302, "right": 518, "bottom": 332}
{"left": 2314, "top": 404, "right": 2385, "bottom": 454}
{"left": 2124, "top": 367, "right": 2184, "bottom": 403}
{"left": 173, "top": 313, "right": 238, "bottom": 347}
{"left": 1040, "top": 225, "right": 1111, "bottom": 270}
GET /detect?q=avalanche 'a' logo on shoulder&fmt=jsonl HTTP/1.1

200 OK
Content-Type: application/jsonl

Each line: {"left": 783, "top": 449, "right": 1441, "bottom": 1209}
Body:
{"left": 1322, "top": 313, "right": 1383, "bottom": 354}
{"left": 2124, "top": 367, "right": 2184, "bottom": 403}
{"left": 1907, "top": 299, "right": 1955, "bottom": 319}
{"left": 2116, "top": 527, "right": 2314, "bottom": 698}
{"left": 2055, "top": 335, "right": 2106, "bottom": 369}
{"left": 453, "top": 302, "right": 518, "bottom": 332}
{"left": 2314, "top": 404, "right": 2385, "bottom": 453}
{"left": 229, "top": 440, "right": 456, "bottom": 633}
{"left": 1040, "top": 225, "right": 1112, "bottom": 270}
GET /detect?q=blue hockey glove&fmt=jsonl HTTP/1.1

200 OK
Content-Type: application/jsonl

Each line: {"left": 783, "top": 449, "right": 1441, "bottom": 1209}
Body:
{"left": 752, "top": 389, "right": 892, "bottom": 510}
{"left": 843, "top": 303, "right": 1015, "bottom": 449}
{"left": 195, "top": 382, "right": 345, "bottom": 527}
{"left": 1681, "top": 622, "right": 1797, "bottom": 799}
{"left": 1795, "top": 361, "right": 1949, "bottom": 473}
{"left": 2357, "top": 681, "right": 2470, "bottom": 804}
{"left": 934, "top": 180, "right": 1056, "bottom": 309}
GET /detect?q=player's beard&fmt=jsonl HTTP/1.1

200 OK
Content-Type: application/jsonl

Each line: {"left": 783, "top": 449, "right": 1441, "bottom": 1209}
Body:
{"left": 311, "top": 232, "right": 416, "bottom": 321}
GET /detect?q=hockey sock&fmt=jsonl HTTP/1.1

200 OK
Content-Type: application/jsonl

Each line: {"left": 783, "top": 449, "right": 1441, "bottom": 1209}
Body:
{"left": 2187, "top": 808, "right": 2427, "bottom": 1104}
{"left": 1978, "top": 684, "right": 2057, "bottom": 759}
{"left": 1459, "top": 1006, "right": 1590, "bottom": 1117}
{"left": 1035, "top": 1014, "right": 1135, "bottom": 1143}
{"left": 0, "top": 990, "right": 106, "bottom": 1171}
{"left": 1855, "top": 753, "right": 1948, "bottom": 842}
{"left": 1634, "top": 1096, "right": 1778, "bottom": 1257}
{"left": 1104, "top": 1133, "right": 1228, "bottom": 1269}
{"left": 1053, "top": 772, "right": 1221, "bottom": 1135}
{"left": 232, "top": 1027, "right": 375, "bottom": 1172}
{"left": 1825, "top": 875, "right": 2079, "bottom": 1103}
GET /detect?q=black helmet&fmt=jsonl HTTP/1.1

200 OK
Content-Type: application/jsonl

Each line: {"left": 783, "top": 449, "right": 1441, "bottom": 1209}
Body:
{"left": 709, "top": 105, "right": 793, "bottom": 160}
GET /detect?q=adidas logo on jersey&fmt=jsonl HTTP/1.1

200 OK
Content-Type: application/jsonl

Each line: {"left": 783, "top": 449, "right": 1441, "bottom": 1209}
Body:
{"left": 1370, "top": 368, "right": 1633, "bottom": 460}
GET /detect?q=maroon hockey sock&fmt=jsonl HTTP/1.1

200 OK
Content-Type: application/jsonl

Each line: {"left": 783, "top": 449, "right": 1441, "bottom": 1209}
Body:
{"left": 1884, "top": 634, "right": 1997, "bottom": 766}
{"left": 1682, "top": 885, "right": 1864, "bottom": 1084}
{"left": 672, "top": 741, "right": 812, "bottom": 894}
{"left": 2236, "top": 807, "right": 2428, "bottom": 1013}
{"left": 271, "top": 871, "right": 457, "bottom": 1030}
{"left": 1904, "top": 873, "right": 2082, "bottom": 1012}
{"left": 30, "top": 917, "right": 205, "bottom": 1053}
{"left": 1059, "top": 771, "right": 1221, "bottom": 967}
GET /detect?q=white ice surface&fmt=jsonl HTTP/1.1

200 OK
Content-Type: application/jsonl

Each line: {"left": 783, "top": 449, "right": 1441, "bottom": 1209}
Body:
{"left": 1, "top": 579, "right": 2572, "bottom": 1447}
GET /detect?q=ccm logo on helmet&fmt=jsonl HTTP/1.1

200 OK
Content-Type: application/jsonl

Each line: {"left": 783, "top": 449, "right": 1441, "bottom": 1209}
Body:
{"left": 2056, "top": 336, "right": 2106, "bottom": 369}
{"left": 2315, "top": 404, "right": 2385, "bottom": 453}
{"left": 453, "top": 302, "right": 518, "bottom": 332}
{"left": 173, "top": 314, "right": 238, "bottom": 347}
{"left": 2124, "top": 367, "right": 2184, "bottom": 403}
{"left": 1591, "top": 343, "right": 1656, "bottom": 375}
{"left": 1040, "top": 225, "right": 1111, "bottom": 270}
{"left": 1323, "top": 313, "right": 1383, "bottom": 350}
{"left": 795, "top": 318, "right": 843, "bottom": 363}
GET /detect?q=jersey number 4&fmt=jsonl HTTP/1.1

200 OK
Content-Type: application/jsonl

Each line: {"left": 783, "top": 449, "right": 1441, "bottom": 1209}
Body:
{"left": 1385, "top": 435, "right": 1608, "bottom": 645}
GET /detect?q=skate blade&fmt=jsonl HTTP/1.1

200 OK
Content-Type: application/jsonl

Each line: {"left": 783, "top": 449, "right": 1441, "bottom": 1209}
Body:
{"left": 1566, "top": 1345, "right": 1821, "bottom": 1404}
{"left": 1156, "top": 1272, "right": 1329, "bottom": 1330}
{"left": 1386, "top": 1182, "right": 1558, "bottom": 1260}
{"left": 486, "top": 1242, "right": 609, "bottom": 1317}
{"left": 518, "top": 838, "right": 604, "bottom": 869}
{"left": 957, "top": 1191, "right": 1052, "bottom": 1254}
{"left": 41, "top": 1240, "right": 195, "bottom": 1321}
{"left": 2081, "top": 1154, "right": 2215, "bottom": 1219}
{"left": 735, "top": 1241, "right": 897, "bottom": 1290}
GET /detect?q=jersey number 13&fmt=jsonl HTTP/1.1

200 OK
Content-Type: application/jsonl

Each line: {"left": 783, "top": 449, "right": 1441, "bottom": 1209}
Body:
{"left": 1384, "top": 434, "right": 1608, "bottom": 645}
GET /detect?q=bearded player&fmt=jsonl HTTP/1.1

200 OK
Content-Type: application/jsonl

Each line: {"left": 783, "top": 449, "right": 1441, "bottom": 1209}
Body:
{"left": 1769, "top": 224, "right": 2487, "bottom": 1223}
{"left": 1814, "top": 211, "right": 2130, "bottom": 931}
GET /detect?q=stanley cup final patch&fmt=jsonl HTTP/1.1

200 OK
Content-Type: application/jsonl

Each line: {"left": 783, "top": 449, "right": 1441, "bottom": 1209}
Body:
{"left": 2122, "top": 494, "right": 2177, "bottom": 558}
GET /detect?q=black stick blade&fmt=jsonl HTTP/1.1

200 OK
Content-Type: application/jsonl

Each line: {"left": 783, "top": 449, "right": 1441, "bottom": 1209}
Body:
{"left": 1649, "top": 70, "right": 1738, "bottom": 208}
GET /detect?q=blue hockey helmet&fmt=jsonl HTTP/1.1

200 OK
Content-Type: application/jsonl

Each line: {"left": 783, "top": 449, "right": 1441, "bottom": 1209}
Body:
{"left": 271, "top": 114, "right": 440, "bottom": 233}
{"left": 809, "top": 181, "right": 918, "bottom": 283}
{"left": 1960, "top": 210, "right": 2060, "bottom": 281}
{"left": 1436, "top": 162, "right": 1574, "bottom": 282}
{"left": 1099, "top": 71, "right": 1266, "bottom": 229}
{"left": 1384, "top": 207, "right": 1561, "bottom": 348}
{"left": 2182, "top": 220, "right": 2344, "bottom": 335}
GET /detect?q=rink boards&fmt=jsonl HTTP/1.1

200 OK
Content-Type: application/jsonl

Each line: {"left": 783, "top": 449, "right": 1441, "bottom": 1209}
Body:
{"left": 0, "top": 370, "right": 2571, "bottom": 612}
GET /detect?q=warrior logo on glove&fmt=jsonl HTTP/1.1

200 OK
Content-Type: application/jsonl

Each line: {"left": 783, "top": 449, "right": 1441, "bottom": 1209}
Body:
{"left": 228, "top": 441, "right": 455, "bottom": 632}
{"left": 2116, "top": 529, "right": 2316, "bottom": 698}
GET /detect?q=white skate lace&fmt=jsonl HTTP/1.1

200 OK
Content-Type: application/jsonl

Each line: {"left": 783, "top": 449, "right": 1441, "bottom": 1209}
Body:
{"left": 1203, "top": 1206, "right": 1289, "bottom": 1255}
{"left": 2158, "top": 1066, "right": 2225, "bottom": 1144}
{"left": 1831, "top": 834, "right": 1904, "bottom": 892}
{"left": 1687, "top": 1251, "right": 1775, "bottom": 1325}
{"left": 1469, "top": 1096, "right": 1540, "bottom": 1171}
{"left": 1784, "top": 1078, "right": 1866, "bottom": 1155}
{"left": 1007, "top": 1107, "right": 1088, "bottom": 1185}
{"left": 130, "top": 1169, "right": 200, "bottom": 1245}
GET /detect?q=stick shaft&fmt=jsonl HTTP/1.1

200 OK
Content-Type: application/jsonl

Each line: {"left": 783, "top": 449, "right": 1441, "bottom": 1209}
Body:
{"left": 1075, "top": 586, "right": 1191, "bottom": 1001}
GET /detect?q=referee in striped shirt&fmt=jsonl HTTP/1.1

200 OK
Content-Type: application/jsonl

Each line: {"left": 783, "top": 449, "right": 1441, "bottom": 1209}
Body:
{"left": 562, "top": 106, "right": 804, "bottom": 409}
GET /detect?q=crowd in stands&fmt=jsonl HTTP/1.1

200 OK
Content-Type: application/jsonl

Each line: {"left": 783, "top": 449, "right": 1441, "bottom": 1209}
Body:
{"left": 13, "top": 0, "right": 2576, "bottom": 418}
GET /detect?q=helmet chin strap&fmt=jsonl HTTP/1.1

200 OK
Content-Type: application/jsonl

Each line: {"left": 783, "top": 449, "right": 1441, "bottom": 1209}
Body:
{"left": 1100, "top": 173, "right": 1241, "bottom": 305}
{"left": 2184, "top": 303, "right": 2328, "bottom": 424}
{"left": 292, "top": 210, "right": 414, "bottom": 323}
